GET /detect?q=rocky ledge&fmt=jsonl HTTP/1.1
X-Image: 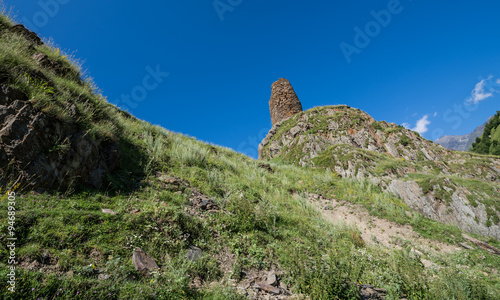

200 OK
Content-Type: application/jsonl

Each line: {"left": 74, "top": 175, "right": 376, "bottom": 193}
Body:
{"left": 0, "top": 84, "right": 120, "bottom": 190}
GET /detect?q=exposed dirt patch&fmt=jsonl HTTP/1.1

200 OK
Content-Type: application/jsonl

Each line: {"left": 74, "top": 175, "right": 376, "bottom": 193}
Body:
{"left": 89, "top": 248, "right": 103, "bottom": 263}
{"left": 307, "top": 193, "right": 461, "bottom": 256}
{"left": 213, "top": 246, "right": 236, "bottom": 276}
{"left": 156, "top": 172, "right": 189, "bottom": 190}
{"left": 19, "top": 251, "right": 61, "bottom": 274}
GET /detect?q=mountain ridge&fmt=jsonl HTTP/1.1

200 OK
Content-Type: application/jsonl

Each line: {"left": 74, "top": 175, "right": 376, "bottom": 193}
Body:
{"left": 435, "top": 116, "right": 493, "bottom": 151}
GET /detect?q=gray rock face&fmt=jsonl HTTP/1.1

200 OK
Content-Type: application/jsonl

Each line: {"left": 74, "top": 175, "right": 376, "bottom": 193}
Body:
{"left": 435, "top": 116, "right": 493, "bottom": 151}
{"left": 388, "top": 180, "right": 500, "bottom": 239}
{"left": 0, "top": 85, "right": 27, "bottom": 106}
{"left": 0, "top": 86, "right": 121, "bottom": 190}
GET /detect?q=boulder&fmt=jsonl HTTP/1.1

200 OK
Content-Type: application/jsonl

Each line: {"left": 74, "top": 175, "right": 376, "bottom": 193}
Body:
{"left": 254, "top": 282, "right": 281, "bottom": 295}
{"left": 265, "top": 271, "right": 277, "bottom": 286}
{"left": 185, "top": 246, "right": 203, "bottom": 262}
{"left": 132, "top": 247, "right": 159, "bottom": 275}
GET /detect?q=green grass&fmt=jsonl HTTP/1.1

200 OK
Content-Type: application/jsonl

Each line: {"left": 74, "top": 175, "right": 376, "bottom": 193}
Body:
{"left": 2, "top": 138, "right": 499, "bottom": 299}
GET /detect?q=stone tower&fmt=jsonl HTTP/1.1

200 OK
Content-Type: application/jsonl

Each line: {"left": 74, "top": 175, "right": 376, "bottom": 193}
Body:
{"left": 269, "top": 78, "right": 303, "bottom": 126}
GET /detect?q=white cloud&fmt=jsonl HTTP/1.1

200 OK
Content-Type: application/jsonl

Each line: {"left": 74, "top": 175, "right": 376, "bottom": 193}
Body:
{"left": 467, "top": 76, "right": 496, "bottom": 104}
{"left": 433, "top": 112, "right": 438, "bottom": 117}
{"left": 402, "top": 122, "right": 411, "bottom": 129}
{"left": 412, "top": 115, "right": 430, "bottom": 134}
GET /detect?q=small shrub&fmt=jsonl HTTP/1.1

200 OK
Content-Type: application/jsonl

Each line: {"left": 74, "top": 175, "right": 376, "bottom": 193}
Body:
{"left": 371, "top": 121, "right": 384, "bottom": 131}
{"left": 399, "top": 135, "right": 411, "bottom": 147}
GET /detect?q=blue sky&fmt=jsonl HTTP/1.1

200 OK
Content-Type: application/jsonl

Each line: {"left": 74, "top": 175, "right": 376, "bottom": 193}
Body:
{"left": 6, "top": 0, "right": 500, "bottom": 157}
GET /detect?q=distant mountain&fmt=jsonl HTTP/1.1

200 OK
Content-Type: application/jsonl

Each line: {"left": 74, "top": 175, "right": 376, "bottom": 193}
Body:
{"left": 435, "top": 116, "right": 493, "bottom": 151}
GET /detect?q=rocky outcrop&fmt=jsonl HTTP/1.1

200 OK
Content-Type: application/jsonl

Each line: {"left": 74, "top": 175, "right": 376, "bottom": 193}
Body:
{"left": 0, "top": 85, "right": 121, "bottom": 190}
{"left": 1, "top": 22, "right": 81, "bottom": 84}
{"left": 435, "top": 116, "right": 493, "bottom": 151}
{"left": 259, "top": 105, "right": 449, "bottom": 167}
{"left": 8, "top": 25, "right": 42, "bottom": 46}
{"left": 269, "top": 78, "right": 302, "bottom": 126}
{"left": 258, "top": 104, "right": 500, "bottom": 239}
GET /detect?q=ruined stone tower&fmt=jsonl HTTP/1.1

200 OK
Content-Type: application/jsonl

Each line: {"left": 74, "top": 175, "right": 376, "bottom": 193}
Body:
{"left": 269, "top": 78, "right": 303, "bottom": 126}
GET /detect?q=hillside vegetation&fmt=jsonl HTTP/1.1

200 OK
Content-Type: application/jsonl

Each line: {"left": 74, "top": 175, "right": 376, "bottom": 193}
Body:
{"left": 471, "top": 111, "right": 500, "bottom": 156}
{"left": 259, "top": 106, "right": 500, "bottom": 239}
{"left": 1, "top": 13, "right": 500, "bottom": 300}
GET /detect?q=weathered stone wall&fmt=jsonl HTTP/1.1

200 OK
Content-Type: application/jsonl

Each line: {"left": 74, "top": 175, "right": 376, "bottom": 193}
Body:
{"left": 269, "top": 78, "right": 302, "bottom": 126}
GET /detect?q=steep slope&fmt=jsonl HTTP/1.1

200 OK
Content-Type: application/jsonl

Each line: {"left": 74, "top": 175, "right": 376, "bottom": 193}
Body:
{"left": 259, "top": 105, "right": 500, "bottom": 239}
{"left": 1, "top": 15, "right": 500, "bottom": 300}
{"left": 0, "top": 22, "right": 126, "bottom": 191}
{"left": 471, "top": 111, "right": 500, "bottom": 155}
{"left": 435, "top": 116, "right": 493, "bottom": 151}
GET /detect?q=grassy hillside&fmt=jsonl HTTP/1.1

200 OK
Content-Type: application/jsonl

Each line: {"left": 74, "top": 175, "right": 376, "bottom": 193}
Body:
{"left": 471, "top": 111, "right": 500, "bottom": 156}
{"left": 1, "top": 13, "right": 500, "bottom": 300}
